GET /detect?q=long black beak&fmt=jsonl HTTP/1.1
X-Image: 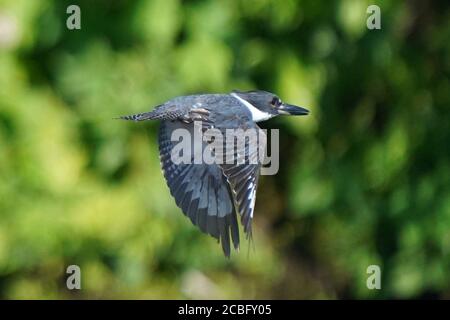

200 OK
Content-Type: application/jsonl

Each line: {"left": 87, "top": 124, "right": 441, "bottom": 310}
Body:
{"left": 278, "top": 103, "right": 310, "bottom": 116}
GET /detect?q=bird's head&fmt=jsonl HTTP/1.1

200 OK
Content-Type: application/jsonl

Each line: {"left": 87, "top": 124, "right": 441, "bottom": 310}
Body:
{"left": 231, "top": 90, "right": 309, "bottom": 121}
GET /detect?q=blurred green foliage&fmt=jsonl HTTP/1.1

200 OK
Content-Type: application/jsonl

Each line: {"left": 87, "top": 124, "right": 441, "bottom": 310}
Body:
{"left": 0, "top": 0, "right": 449, "bottom": 299}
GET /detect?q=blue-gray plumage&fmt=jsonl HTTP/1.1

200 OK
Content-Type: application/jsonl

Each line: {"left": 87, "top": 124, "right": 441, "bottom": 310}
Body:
{"left": 119, "top": 90, "right": 309, "bottom": 257}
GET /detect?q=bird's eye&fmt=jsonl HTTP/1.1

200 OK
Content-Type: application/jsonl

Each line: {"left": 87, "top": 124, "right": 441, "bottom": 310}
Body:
{"left": 271, "top": 97, "right": 282, "bottom": 107}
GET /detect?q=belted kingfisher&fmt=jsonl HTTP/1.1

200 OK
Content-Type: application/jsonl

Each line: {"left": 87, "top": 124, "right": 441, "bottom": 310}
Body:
{"left": 120, "top": 90, "right": 309, "bottom": 257}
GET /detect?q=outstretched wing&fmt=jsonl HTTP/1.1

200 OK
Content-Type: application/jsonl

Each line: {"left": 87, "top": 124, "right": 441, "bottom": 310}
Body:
{"left": 159, "top": 120, "right": 240, "bottom": 257}
{"left": 208, "top": 119, "right": 266, "bottom": 239}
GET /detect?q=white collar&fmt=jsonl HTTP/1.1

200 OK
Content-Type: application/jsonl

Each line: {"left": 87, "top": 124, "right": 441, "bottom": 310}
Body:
{"left": 231, "top": 93, "right": 273, "bottom": 122}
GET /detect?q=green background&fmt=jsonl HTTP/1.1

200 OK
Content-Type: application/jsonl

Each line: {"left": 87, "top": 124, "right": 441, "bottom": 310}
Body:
{"left": 0, "top": 0, "right": 449, "bottom": 299}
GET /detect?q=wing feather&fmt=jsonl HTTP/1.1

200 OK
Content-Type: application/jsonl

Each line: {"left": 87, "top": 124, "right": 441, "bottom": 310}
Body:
{"left": 159, "top": 120, "right": 240, "bottom": 256}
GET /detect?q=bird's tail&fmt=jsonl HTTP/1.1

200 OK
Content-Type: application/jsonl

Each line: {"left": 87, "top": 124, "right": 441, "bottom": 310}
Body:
{"left": 116, "top": 105, "right": 165, "bottom": 121}
{"left": 116, "top": 111, "right": 157, "bottom": 121}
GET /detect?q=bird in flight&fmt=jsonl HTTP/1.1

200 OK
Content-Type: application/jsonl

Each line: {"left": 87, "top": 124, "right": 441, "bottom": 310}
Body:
{"left": 119, "top": 90, "right": 309, "bottom": 257}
